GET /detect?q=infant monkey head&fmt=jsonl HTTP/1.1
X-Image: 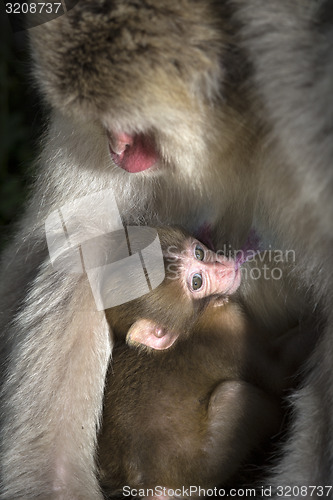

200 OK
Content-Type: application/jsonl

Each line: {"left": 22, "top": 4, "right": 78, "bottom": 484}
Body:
{"left": 106, "top": 226, "right": 240, "bottom": 350}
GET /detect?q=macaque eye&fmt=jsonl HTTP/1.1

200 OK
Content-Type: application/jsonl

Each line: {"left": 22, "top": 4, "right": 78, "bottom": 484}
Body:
{"left": 191, "top": 273, "right": 203, "bottom": 291}
{"left": 194, "top": 245, "right": 205, "bottom": 261}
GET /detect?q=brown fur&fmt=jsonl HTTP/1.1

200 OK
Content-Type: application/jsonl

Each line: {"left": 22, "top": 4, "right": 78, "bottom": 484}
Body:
{"left": 99, "top": 242, "right": 313, "bottom": 496}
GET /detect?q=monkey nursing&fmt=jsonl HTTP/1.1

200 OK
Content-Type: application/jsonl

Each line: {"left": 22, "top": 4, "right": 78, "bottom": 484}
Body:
{"left": 98, "top": 227, "right": 315, "bottom": 497}
{"left": 0, "top": 1, "right": 332, "bottom": 498}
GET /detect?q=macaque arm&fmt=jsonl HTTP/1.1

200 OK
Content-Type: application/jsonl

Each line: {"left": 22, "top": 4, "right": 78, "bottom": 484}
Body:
{"left": 0, "top": 266, "right": 110, "bottom": 500}
{"left": 203, "top": 380, "right": 281, "bottom": 484}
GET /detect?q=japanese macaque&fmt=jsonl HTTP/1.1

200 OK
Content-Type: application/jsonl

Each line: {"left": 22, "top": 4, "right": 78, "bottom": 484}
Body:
{"left": 0, "top": 0, "right": 332, "bottom": 498}
{"left": 98, "top": 227, "right": 313, "bottom": 497}
{"left": 105, "top": 226, "right": 243, "bottom": 352}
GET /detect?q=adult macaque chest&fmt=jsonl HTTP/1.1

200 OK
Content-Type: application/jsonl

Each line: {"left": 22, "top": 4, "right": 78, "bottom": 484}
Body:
{"left": 98, "top": 227, "right": 314, "bottom": 497}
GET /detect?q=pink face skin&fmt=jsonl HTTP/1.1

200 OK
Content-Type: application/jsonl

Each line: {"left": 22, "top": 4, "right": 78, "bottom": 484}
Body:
{"left": 179, "top": 239, "right": 241, "bottom": 300}
{"left": 127, "top": 239, "right": 241, "bottom": 351}
{"left": 107, "top": 131, "right": 158, "bottom": 173}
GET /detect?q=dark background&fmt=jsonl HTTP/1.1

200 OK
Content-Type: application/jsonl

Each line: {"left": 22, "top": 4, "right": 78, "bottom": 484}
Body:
{"left": 0, "top": 4, "right": 44, "bottom": 250}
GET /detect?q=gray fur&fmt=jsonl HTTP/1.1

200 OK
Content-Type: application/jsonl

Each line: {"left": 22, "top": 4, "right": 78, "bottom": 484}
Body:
{"left": 0, "top": 0, "right": 332, "bottom": 497}
{"left": 234, "top": 0, "right": 333, "bottom": 490}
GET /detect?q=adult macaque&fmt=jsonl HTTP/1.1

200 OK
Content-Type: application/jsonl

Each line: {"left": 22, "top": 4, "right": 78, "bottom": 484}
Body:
{"left": 0, "top": 0, "right": 332, "bottom": 498}
{"left": 98, "top": 227, "right": 313, "bottom": 497}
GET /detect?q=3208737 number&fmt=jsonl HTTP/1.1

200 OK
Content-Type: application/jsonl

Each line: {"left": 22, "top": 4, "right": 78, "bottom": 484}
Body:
{"left": 6, "top": 3, "right": 62, "bottom": 14}
{"left": 276, "top": 486, "right": 333, "bottom": 497}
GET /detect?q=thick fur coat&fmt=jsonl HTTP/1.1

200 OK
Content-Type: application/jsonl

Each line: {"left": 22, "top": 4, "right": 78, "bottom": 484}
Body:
{"left": 0, "top": 1, "right": 332, "bottom": 498}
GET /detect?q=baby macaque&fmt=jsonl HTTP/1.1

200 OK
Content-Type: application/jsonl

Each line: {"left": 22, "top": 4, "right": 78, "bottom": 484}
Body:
{"left": 98, "top": 227, "right": 313, "bottom": 498}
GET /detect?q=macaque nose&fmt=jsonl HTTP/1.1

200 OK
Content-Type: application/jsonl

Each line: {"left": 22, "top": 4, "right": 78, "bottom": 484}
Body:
{"left": 211, "top": 259, "right": 237, "bottom": 283}
{"left": 108, "top": 131, "right": 133, "bottom": 156}
{"left": 215, "top": 253, "right": 233, "bottom": 266}
{"left": 216, "top": 261, "right": 235, "bottom": 276}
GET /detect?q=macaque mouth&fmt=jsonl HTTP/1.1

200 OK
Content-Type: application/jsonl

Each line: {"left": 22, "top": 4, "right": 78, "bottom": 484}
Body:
{"left": 228, "top": 266, "right": 241, "bottom": 293}
{"left": 108, "top": 131, "right": 159, "bottom": 173}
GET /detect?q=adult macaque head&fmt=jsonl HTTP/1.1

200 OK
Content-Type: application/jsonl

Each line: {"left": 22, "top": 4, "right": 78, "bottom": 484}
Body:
{"left": 106, "top": 226, "right": 240, "bottom": 350}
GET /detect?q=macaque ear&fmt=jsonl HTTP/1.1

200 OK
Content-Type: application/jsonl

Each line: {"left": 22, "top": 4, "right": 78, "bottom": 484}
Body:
{"left": 126, "top": 319, "right": 179, "bottom": 350}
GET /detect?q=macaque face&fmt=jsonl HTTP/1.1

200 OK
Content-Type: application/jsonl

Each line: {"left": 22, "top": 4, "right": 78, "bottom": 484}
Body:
{"left": 174, "top": 238, "right": 241, "bottom": 300}
{"left": 112, "top": 232, "right": 241, "bottom": 352}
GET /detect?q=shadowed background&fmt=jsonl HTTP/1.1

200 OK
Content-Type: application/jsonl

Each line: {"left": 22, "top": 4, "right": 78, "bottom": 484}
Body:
{"left": 0, "top": 3, "right": 43, "bottom": 250}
